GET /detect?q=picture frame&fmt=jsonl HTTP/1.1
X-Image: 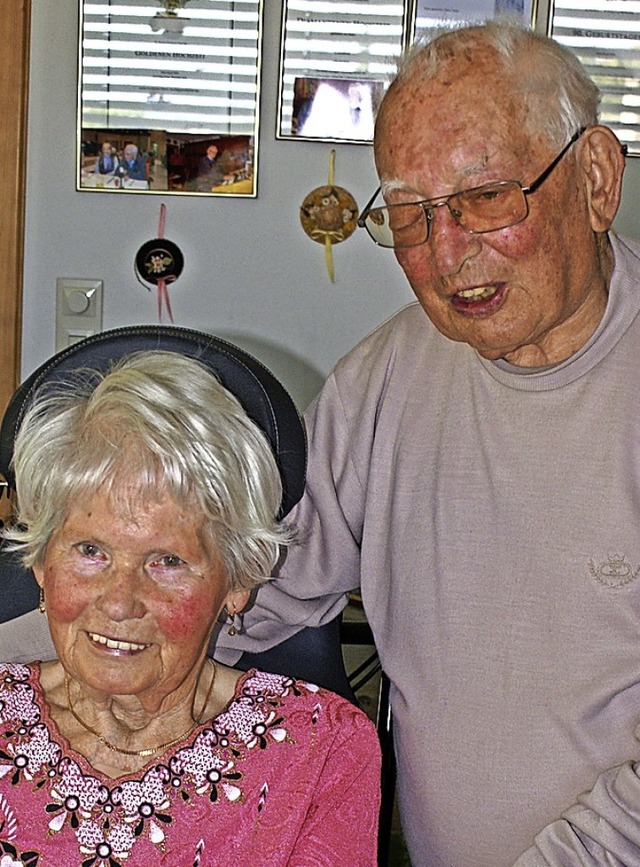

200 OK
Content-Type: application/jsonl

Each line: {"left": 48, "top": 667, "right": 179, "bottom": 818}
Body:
{"left": 276, "top": 1, "right": 409, "bottom": 144}
{"left": 411, "top": 0, "right": 535, "bottom": 37}
{"left": 77, "top": 0, "right": 263, "bottom": 196}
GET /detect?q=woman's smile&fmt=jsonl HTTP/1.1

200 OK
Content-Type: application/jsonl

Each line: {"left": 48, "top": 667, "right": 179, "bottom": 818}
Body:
{"left": 86, "top": 631, "right": 150, "bottom": 654}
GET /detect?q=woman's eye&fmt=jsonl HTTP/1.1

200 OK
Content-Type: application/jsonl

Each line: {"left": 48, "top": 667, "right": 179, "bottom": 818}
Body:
{"left": 150, "top": 554, "right": 186, "bottom": 569}
{"left": 76, "top": 542, "right": 103, "bottom": 559}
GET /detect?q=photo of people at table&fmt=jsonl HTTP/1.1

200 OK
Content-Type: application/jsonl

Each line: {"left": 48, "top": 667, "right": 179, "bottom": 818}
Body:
{"left": 166, "top": 134, "right": 254, "bottom": 194}
{"left": 79, "top": 129, "right": 254, "bottom": 195}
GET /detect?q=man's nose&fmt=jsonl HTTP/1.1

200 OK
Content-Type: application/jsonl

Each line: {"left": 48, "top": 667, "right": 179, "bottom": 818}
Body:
{"left": 427, "top": 204, "right": 482, "bottom": 275}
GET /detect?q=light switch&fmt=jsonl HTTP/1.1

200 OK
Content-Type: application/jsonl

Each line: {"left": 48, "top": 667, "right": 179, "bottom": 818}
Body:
{"left": 55, "top": 278, "right": 103, "bottom": 352}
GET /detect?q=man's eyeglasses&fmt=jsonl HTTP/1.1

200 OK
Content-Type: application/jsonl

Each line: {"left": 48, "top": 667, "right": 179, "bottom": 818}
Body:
{"left": 357, "top": 127, "right": 587, "bottom": 249}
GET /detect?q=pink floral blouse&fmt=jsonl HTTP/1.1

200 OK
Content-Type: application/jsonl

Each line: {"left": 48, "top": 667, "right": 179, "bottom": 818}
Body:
{"left": 0, "top": 664, "right": 380, "bottom": 866}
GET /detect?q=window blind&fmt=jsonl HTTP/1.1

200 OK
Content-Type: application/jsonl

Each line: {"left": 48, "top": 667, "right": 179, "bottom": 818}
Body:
{"left": 551, "top": 0, "right": 640, "bottom": 150}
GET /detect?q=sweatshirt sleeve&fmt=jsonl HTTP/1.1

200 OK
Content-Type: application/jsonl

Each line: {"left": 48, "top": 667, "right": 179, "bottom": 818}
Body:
{"left": 215, "top": 371, "right": 367, "bottom": 665}
{"left": 513, "top": 761, "right": 640, "bottom": 865}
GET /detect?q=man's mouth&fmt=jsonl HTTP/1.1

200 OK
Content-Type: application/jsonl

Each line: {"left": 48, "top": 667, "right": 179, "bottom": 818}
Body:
{"left": 87, "top": 632, "right": 149, "bottom": 653}
{"left": 451, "top": 283, "right": 506, "bottom": 314}
{"left": 456, "top": 285, "right": 498, "bottom": 302}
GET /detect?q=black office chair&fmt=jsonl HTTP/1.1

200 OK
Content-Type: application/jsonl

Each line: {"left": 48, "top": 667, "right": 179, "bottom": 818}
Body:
{"left": 0, "top": 325, "right": 395, "bottom": 863}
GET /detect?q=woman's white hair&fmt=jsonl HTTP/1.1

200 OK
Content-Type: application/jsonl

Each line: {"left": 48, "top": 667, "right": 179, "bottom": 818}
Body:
{"left": 391, "top": 20, "right": 600, "bottom": 147}
{"left": 4, "top": 351, "right": 292, "bottom": 590}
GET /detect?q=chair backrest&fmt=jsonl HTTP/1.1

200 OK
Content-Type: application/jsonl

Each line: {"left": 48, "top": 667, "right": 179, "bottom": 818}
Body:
{"left": 0, "top": 541, "right": 40, "bottom": 620}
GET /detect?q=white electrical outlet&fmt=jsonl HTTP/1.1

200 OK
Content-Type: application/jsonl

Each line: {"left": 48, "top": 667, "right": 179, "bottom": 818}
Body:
{"left": 55, "top": 278, "right": 103, "bottom": 353}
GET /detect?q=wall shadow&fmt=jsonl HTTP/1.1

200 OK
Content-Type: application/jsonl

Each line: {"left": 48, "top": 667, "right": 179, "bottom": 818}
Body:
{"left": 214, "top": 330, "right": 325, "bottom": 412}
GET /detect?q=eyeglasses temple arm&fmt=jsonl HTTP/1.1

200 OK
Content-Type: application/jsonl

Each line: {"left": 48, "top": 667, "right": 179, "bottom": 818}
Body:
{"left": 521, "top": 127, "right": 586, "bottom": 196}
{"left": 357, "top": 186, "right": 382, "bottom": 228}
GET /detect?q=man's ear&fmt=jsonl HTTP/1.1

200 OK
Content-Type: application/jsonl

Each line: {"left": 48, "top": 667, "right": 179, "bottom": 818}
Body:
{"left": 579, "top": 125, "right": 625, "bottom": 233}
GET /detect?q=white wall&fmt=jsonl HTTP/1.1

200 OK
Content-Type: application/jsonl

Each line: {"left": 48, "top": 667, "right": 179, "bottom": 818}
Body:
{"left": 22, "top": 0, "right": 640, "bottom": 409}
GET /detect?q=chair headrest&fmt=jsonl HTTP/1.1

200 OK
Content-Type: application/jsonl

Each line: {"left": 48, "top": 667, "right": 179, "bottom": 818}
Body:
{"left": 0, "top": 325, "right": 306, "bottom": 518}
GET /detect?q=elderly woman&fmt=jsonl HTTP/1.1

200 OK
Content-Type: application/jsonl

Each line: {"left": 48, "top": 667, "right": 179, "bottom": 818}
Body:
{"left": 0, "top": 349, "right": 380, "bottom": 866}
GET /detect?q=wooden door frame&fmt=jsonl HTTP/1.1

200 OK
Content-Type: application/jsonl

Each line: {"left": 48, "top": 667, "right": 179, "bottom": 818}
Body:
{"left": 0, "top": 0, "right": 30, "bottom": 506}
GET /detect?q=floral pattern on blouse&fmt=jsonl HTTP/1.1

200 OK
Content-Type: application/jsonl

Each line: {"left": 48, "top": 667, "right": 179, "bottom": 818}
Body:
{"left": 0, "top": 664, "right": 319, "bottom": 867}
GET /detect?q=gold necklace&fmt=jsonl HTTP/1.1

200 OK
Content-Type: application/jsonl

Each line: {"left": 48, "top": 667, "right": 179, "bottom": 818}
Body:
{"left": 64, "top": 661, "right": 217, "bottom": 758}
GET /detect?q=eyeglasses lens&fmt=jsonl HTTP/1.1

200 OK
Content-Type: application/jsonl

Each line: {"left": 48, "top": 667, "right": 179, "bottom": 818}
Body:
{"left": 365, "top": 203, "right": 426, "bottom": 248}
{"left": 364, "top": 181, "right": 528, "bottom": 249}
{"left": 453, "top": 183, "right": 527, "bottom": 232}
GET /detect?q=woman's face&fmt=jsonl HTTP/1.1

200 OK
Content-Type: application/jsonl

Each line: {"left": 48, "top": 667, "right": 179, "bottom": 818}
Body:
{"left": 34, "top": 487, "right": 248, "bottom": 713}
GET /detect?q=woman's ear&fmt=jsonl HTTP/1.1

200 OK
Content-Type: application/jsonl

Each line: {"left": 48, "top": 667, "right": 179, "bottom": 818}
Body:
{"left": 32, "top": 563, "right": 45, "bottom": 588}
{"left": 579, "top": 125, "right": 626, "bottom": 233}
{"left": 224, "top": 588, "right": 250, "bottom": 616}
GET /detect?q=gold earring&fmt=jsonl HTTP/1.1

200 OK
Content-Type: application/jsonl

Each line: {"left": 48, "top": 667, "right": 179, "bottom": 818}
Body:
{"left": 227, "top": 607, "right": 237, "bottom": 636}
{"left": 38, "top": 586, "right": 46, "bottom": 614}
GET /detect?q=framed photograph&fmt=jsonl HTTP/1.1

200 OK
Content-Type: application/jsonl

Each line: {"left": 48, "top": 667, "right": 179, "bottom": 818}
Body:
{"left": 80, "top": 129, "right": 254, "bottom": 193}
{"left": 80, "top": 129, "right": 161, "bottom": 191}
{"left": 77, "top": 0, "right": 263, "bottom": 196}
{"left": 276, "top": 1, "right": 409, "bottom": 144}
{"left": 291, "top": 77, "right": 385, "bottom": 142}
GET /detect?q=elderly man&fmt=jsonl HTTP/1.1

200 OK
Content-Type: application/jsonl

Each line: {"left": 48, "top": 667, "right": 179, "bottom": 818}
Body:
{"left": 225, "top": 22, "right": 638, "bottom": 867}
{"left": 1, "top": 20, "right": 638, "bottom": 867}
{"left": 93, "top": 141, "right": 119, "bottom": 176}
{"left": 197, "top": 143, "right": 225, "bottom": 191}
{"left": 120, "top": 143, "right": 148, "bottom": 182}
